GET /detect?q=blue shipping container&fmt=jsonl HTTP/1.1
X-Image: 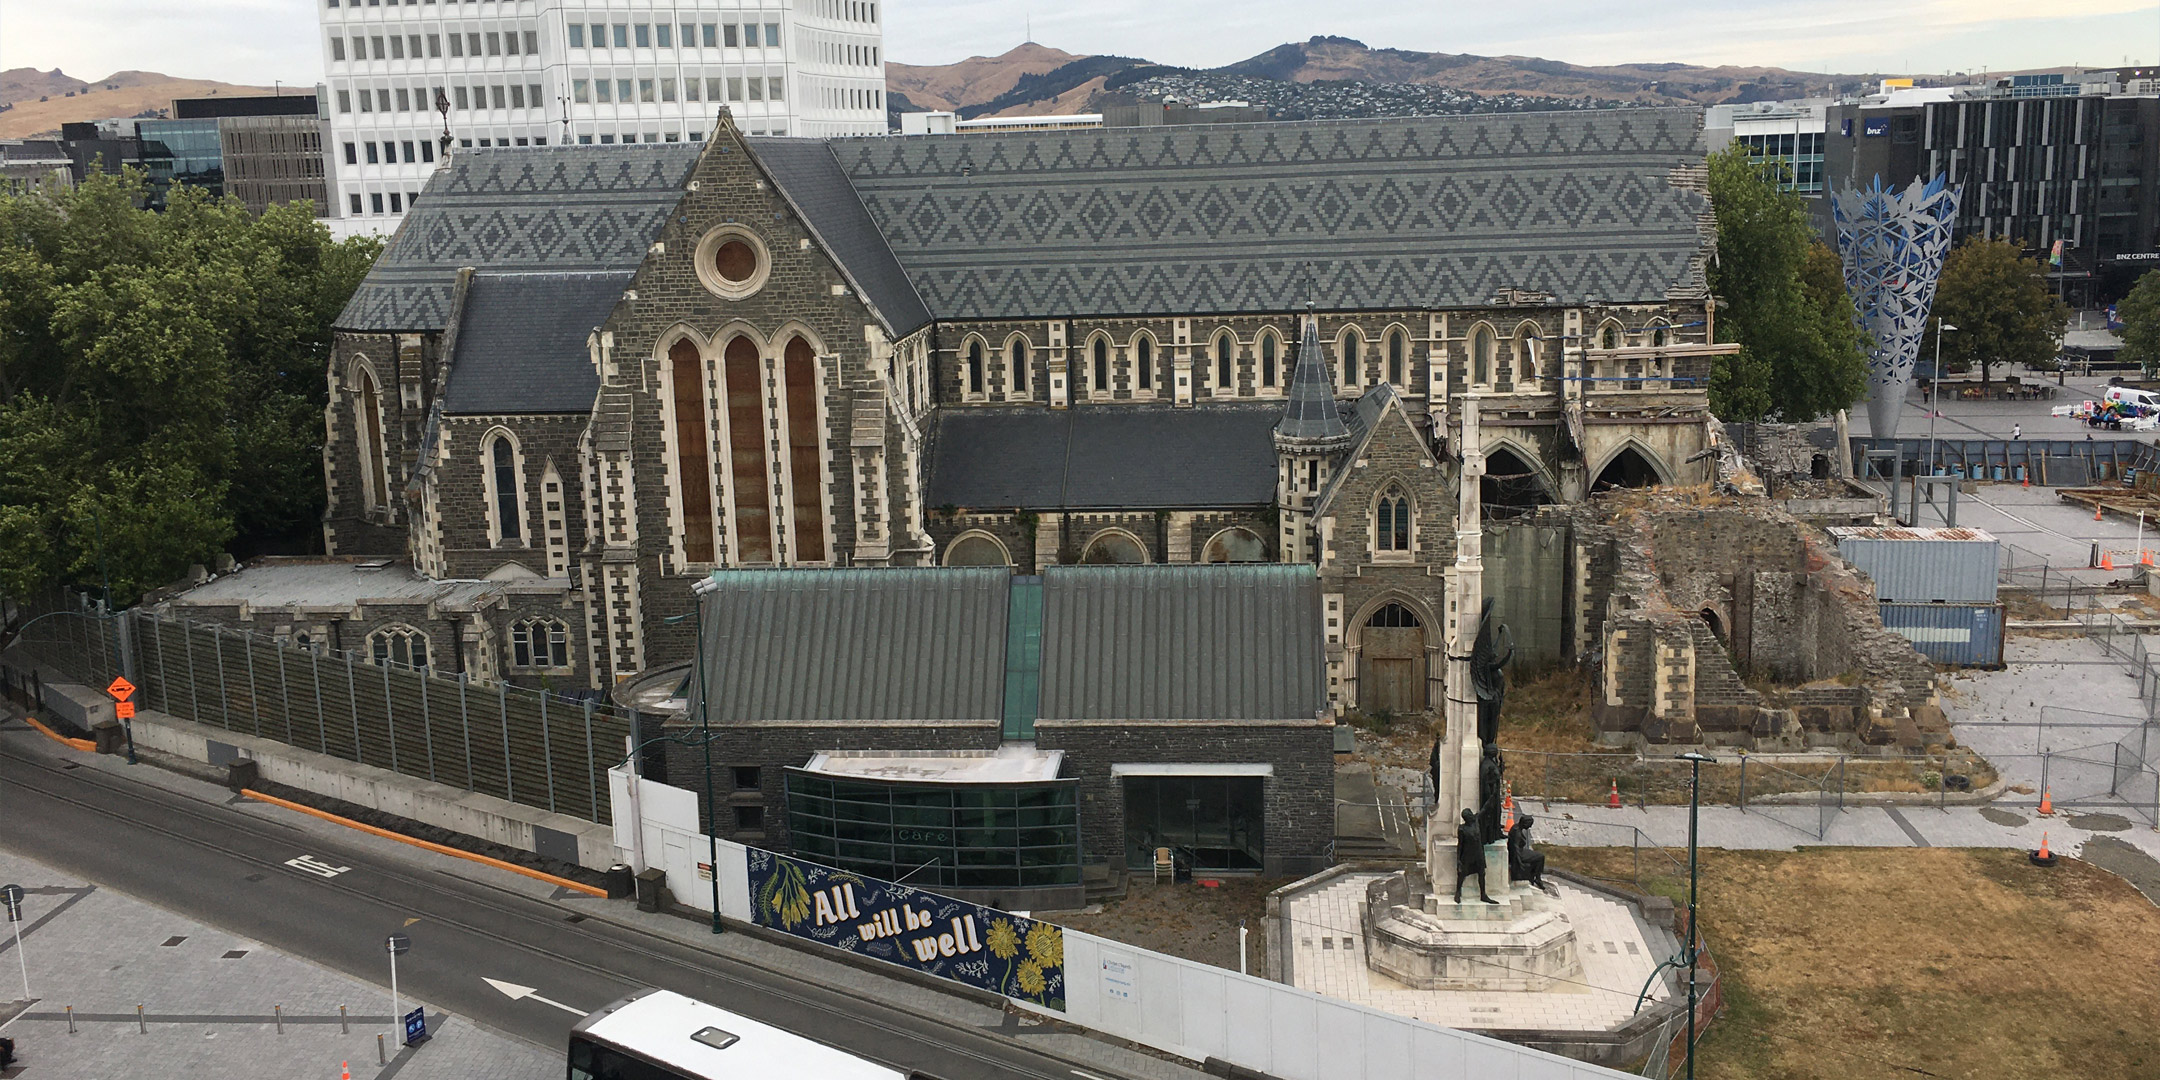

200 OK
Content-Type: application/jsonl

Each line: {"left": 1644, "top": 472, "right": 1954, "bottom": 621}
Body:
{"left": 1877, "top": 601, "right": 2003, "bottom": 667}
{"left": 1831, "top": 527, "right": 2001, "bottom": 604}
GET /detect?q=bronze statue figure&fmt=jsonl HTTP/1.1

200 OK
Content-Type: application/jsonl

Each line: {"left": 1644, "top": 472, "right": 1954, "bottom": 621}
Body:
{"left": 1470, "top": 597, "right": 1514, "bottom": 747}
{"left": 1427, "top": 734, "right": 1442, "bottom": 805}
{"left": 1455, "top": 809, "right": 1497, "bottom": 904}
{"left": 1507, "top": 814, "right": 1547, "bottom": 891}
{"left": 1477, "top": 742, "right": 1505, "bottom": 844}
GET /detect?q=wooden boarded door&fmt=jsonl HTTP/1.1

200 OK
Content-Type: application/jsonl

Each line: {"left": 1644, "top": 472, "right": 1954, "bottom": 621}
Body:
{"left": 1361, "top": 602, "right": 1426, "bottom": 715}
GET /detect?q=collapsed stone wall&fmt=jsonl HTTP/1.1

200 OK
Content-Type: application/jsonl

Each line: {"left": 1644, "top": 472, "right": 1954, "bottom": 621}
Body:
{"left": 1576, "top": 492, "right": 1945, "bottom": 752}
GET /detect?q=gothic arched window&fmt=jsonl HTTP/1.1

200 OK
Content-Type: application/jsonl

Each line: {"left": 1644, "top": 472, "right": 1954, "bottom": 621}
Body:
{"left": 488, "top": 433, "right": 522, "bottom": 544}
{"left": 667, "top": 338, "right": 716, "bottom": 563}
{"left": 368, "top": 624, "right": 430, "bottom": 669}
{"left": 966, "top": 339, "right": 984, "bottom": 396}
{"left": 1513, "top": 326, "right": 1541, "bottom": 383}
{"left": 1009, "top": 338, "right": 1029, "bottom": 394}
{"left": 1469, "top": 326, "right": 1495, "bottom": 387}
{"left": 1339, "top": 327, "right": 1362, "bottom": 389}
{"left": 1375, "top": 489, "right": 1411, "bottom": 553}
{"left": 1092, "top": 336, "right": 1110, "bottom": 394}
{"left": 1135, "top": 334, "right": 1154, "bottom": 391}
{"left": 1214, "top": 331, "right": 1234, "bottom": 390}
{"left": 783, "top": 336, "right": 827, "bottom": 563}
{"left": 511, "top": 617, "right": 569, "bottom": 668}
{"left": 1260, "top": 330, "right": 1280, "bottom": 388}
{"left": 1387, "top": 330, "right": 1406, "bottom": 386}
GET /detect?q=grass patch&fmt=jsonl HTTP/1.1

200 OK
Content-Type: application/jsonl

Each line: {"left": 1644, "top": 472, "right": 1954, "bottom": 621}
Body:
{"left": 1497, "top": 665, "right": 1600, "bottom": 753}
{"left": 1554, "top": 847, "right": 2160, "bottom": 1080}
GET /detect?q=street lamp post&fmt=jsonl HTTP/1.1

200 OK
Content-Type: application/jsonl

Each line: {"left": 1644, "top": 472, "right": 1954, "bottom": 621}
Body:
{"left": 1677, "top": 750, "right": 1716, "bottom": 1080}
{"left": 663, "top": 577, "right": 724, "bottom": 934}
{"left": 1927, "top": 320, "right": 1957, "bottom": 498}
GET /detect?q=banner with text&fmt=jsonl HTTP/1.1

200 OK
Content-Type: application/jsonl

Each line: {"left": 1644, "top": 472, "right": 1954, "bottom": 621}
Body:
{"left": 746, "top": 848, "right": 1065, "bottom": 1011}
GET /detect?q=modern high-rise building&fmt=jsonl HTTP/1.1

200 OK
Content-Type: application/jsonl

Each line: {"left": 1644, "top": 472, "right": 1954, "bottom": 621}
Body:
{"left": 318, "top": 0, "right": 888, "bottom": 225}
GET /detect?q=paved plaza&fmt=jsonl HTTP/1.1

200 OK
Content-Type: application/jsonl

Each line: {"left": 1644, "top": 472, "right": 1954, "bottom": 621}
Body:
{"left": 0, "top": 846, "right": 555, "bottom": 1080}
{"left": 1278, "top": 877, "right": 1670, "bottom": 1033}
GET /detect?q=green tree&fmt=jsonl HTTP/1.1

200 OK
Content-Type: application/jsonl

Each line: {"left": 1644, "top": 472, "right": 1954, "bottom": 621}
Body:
{"left": 0, "top": 171, "right": 380, "bottom": 603}
{"left": 1706, "top": 145, "right": 1871, "bottom": 421}
{"left": 1931, "top": 238, "right": 2069, "bottom": 384}
{"left": 2118, "top": 270, "right": 2160, "bottom": 377}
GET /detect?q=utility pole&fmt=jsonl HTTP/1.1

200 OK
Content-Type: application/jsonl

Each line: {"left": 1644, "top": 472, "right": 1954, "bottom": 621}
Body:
{"left": 1678, "top": 751, "right": 1716, "bottom": 1080}
{"left": 1929, "top": 320, "right": 1956, "bottom": 488}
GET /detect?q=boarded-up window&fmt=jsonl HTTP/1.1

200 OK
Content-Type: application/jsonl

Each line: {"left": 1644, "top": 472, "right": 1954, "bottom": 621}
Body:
{"left": 783, "top": 337, "right": 825, "bottom": 562}
{"left": 669, "top": 339, "right": 716, "bottom": 563}
{"left": 724, "top": 336, "right": 773, "bottom": 562}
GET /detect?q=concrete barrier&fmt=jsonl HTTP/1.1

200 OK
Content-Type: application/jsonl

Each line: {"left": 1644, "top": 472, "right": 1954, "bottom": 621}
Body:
{"left": 41, "top": 682, "right": 115, "bottom": 731}
{"left": 127, "top": 707, "right": 616, "bottom": 871}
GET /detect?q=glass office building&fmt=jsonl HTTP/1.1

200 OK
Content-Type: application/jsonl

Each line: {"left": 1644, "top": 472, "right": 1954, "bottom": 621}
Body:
{"left": 138, "top": 118, "right": 226, "bottom": 204}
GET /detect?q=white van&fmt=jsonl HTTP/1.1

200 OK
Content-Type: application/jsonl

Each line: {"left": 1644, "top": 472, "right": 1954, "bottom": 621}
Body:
{"left": 2102, "top": 386, "right": 2160, "bottom": 409}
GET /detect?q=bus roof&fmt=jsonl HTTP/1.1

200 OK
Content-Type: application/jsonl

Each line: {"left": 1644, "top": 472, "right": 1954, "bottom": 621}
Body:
{"left": 576, "top": 989, "right": 907, "bottom": 1079}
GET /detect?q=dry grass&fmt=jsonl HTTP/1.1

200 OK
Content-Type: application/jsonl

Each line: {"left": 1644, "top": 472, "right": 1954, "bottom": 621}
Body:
{"left": 1548, "top": 847, "right": 2160, "bottom": 1080}
{"left": 1036, "top": 878, "right": 1275, "bottom": 974}
{"left": 1496, "top": 665, "right": 1602, "bottom": 753}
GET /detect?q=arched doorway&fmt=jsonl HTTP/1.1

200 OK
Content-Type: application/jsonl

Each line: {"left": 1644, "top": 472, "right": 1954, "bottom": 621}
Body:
{"left": 1699, "top": 608, "right": 1724, "bottom": 640}
{"left": 1359, "top": 601, "right": 1426, "bottom": 716}
{"left": 1593, "top": 446, "right": 1664, "bottom": 491}
{"left": 1481, "top": 446, "right": 1552, "bottom": 513}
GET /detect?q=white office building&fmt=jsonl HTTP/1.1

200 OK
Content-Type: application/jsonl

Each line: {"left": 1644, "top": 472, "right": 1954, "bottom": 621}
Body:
{"left": 319, "top": 0, "right": 888, "bottom": 224}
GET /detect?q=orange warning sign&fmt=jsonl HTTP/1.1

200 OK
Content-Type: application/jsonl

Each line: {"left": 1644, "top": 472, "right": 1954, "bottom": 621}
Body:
{"left": 107, "top": 676, "right": 136, "bottom": 702}
{"left": 115, "top": 701, "right": 136, "bottom": 720}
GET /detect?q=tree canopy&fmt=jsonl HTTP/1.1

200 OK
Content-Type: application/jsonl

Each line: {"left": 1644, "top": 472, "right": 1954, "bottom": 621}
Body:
{"left": 1705, "top": 145, "right": 1872, "bottom": 422}
{"left": 1930, "top": 238, "right": 2069, "bottom": 383}
{"left": 0, "top": 172, "right": 380, "bottom": 604}
{"left": 2117, "top": 270, "right": 2160, "bottom": 377}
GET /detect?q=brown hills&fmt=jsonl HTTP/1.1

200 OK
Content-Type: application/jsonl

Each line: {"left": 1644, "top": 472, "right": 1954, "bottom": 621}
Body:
{"left": 0, "top": 68, "right": 280, "bottom": 139}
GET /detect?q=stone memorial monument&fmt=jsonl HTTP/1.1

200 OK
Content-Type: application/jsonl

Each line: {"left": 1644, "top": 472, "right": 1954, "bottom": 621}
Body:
{"left": 1361, "top": 396, "right": 1583, "bottom": 992}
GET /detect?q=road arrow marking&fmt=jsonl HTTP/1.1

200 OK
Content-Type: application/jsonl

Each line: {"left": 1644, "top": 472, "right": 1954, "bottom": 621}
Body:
{"left": 483, "top": 977, "right": 587, "bottom": 1017}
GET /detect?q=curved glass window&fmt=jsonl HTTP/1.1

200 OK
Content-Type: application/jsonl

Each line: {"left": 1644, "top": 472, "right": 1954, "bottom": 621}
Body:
{"left": 785, "top": 772, "right": 1081, "bottom": 889}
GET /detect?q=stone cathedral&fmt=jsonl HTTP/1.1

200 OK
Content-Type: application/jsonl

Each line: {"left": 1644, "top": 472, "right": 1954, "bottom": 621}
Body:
{"left": 310, "top": 106, "right": 1726, "bottom": 717}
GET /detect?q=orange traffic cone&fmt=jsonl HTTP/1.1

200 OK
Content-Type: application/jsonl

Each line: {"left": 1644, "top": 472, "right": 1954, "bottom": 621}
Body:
{"left": 2097, "top": 503, "right": 2106, "bottom": 521}
{"left": 2103, "top": 551, "right": 2116, "bottom": 571}
{"left": 1609, "top": 779, "right": 1623, "bottom": 808}
{"left": 1502, "top": 782, "right": 1515, "bottom": 832}
{"left": 2039, "top": 789, "right": 2055, "bottom": 816}
{"left": 2030, "top": 831, "right": 2059, "bottom": 867}
{"left": 2144, "top": 551, "right": 2155, "bottom": 568}
{"left": 342, "top": 1064, "right": 351, "bottom": 1080}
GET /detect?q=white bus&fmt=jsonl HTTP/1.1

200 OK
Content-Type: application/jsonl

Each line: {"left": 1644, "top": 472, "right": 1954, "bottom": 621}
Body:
{"left": 568, "top": 989, "right": 922, "bottom": 1080}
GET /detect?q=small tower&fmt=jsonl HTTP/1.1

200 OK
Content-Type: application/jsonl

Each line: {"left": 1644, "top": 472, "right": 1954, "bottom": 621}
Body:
{"left": 1273, "top": 313, "right": 1353, "bottom": 564}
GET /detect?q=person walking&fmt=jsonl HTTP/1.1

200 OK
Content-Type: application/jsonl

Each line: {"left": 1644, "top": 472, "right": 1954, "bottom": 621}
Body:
{"left": 2012, "top": 423, "right": 2022, "bottom": 440}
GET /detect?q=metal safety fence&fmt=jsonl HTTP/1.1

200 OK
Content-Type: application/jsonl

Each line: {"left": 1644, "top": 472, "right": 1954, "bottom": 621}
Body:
{"left": 4, "top": 603, "right": 635, "bottom": 825}
{"left": 1508, "top": 750, "right": 1848, "bottom": 839}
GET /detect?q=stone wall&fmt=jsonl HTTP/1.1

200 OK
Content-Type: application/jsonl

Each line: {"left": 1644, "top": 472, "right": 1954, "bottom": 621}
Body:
{"left": 1580, "top": 493, "right": 1944, "bottom": 751}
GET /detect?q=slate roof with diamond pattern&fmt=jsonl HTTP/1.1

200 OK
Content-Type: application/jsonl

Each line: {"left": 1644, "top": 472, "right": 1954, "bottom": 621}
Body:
{"left": 828, "top": 109, "right": 1709, "bottom": 320}
{"left": 337, "top": 144, "right": 702, "bottom": 332}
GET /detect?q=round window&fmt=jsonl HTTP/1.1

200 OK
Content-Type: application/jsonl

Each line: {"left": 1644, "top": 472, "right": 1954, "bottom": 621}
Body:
{"left": 693, "top": 227, "right": 771, "bottom": 300}
{"left": 712, "top": 239, "right": 757, "bottom": 284}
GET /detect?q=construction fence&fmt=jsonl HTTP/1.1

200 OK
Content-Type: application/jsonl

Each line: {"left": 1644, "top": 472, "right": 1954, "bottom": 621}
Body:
{"left": 4, "top": 601, "right": 637, "bottom": 825}
{"left": 1506, "top": 750, "right": 1849, "bottom": 840}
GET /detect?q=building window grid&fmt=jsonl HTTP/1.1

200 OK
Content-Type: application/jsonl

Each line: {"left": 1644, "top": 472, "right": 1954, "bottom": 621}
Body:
{"left": 510, "top": 618, "right": 569, "bottom": 669}
{"left": 784, "top": 773, "right": 1082, "bottom": 889}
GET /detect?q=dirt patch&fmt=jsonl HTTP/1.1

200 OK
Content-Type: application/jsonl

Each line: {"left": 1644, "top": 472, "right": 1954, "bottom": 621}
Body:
{"left": 1036, "top": 878, "right": 1278, "bottom": 974}
{"left": 2080, "top": 835, "right": 2160, "bottom": 906}
{"left": 1982, "top": 807, "right": 2030, "bottom": 827}
{"left": 2066, "top": 812, "right": 2135, "bottom": 832}
{"left": 1554, "top": 847, "right": 2160, "bottom": 1080}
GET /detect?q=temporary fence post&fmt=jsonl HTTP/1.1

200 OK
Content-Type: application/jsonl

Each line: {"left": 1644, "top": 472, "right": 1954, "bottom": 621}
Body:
{"left": 418, "top": 670, "right": 437, "bottom": 783}
{"left": 184, "top": 621, "right": 201, "bottom": 723}
{"left": 213, "top": 628, "right": 231, "bottom": 730}
{"left": 152, "top": 616, "right": 169, "bottom": 715}
{"left": 276, "top": 642, "right": 293, "bottom": 744}
{"left": 382, "top": 661, "right": 400, "bottom": 775}
{"left": 582, "top": 699, "right": 599, "bottom": 823}
{"left": 459, "top": 673, "right": 474, "bottom": 791}
{"left": 345, "top": 651, "right": 364, "bottom": 765}
{"left": 242, "top": 634, "right": 261, "bottom": 737}
{"left": 310, "top": 647, "right": 329, "bottom": 754}
{"left": 538, "top": 688, "right": 558, "bottom": 813}
{"left": 1541, "top": 754, "right": 1551, "bottom": 812}
{"left": 498, "top": 681, "right": 515, "bottom": 805}
{"left": 1738, "top": 755, "right": 1748, "bottom": 811}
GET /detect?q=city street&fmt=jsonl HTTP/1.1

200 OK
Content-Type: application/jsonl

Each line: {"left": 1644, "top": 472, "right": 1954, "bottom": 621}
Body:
{"left": 0, "top": 723, "right": 1204, "bottom": 1080}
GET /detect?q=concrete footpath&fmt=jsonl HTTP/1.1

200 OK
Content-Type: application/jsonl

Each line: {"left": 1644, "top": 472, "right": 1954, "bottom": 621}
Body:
{"left": 0, "top": 844, "right": 557, "bottom": 1080}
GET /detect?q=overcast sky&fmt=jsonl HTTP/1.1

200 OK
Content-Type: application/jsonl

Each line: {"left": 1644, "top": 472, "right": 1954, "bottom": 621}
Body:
{"left": 1, "top": 0, "right": 2156, "bottom": 87}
